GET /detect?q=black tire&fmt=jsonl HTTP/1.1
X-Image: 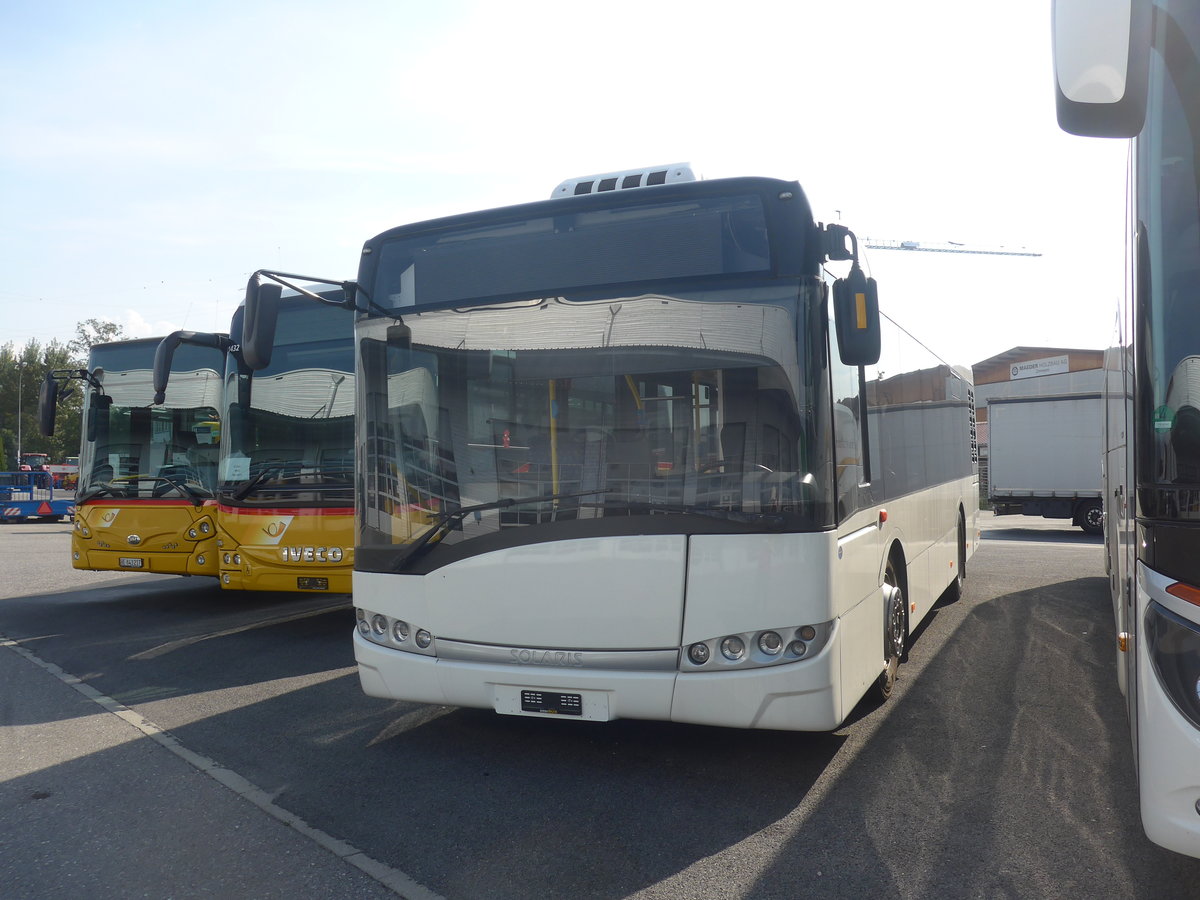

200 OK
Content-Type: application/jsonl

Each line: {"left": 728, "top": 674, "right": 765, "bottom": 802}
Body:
{"left": 875, "top": 559, "right": 907, "bottom": 702}
{"left": 945, "top": 511, "right": 967, "bottom": 602}
{"left": 1079, "top": 500, "right": 1103, "bottom": 536}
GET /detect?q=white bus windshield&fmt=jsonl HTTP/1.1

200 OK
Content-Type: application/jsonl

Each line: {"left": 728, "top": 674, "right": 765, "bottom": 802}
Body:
{"left": 78, "top": 340, "right": 223, "bottom": 500}
{"left": 220, "top": 301, "right": 355, "bottom": 505}
{"left": 356, "top": 286, "right": 831, "bottom": 571}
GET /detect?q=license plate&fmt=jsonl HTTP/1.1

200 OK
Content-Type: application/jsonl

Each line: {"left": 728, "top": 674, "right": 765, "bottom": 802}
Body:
{"left": 119, "top": 557, "right": 144, "bottom": 568}
{"left": 297, "top": 577, "right": 328, "bottom": 590}
{"left": 521, "top": 690, "right": 583, "bottom": 716}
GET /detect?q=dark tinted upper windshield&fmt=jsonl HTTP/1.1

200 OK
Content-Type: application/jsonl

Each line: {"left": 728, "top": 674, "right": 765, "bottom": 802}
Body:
{"left": 92, "top": 340, "right": 221, "bottom": 379}
{"left": 372, "top": 194, "right": 771, "bottom": 311}
{"left": 1140, "top": 2, "right": 1200, "bottom": 506}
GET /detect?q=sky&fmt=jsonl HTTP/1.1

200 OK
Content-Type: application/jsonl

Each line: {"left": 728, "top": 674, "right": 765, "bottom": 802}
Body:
{"left": 0, "top": 0, "right": 1128, "bottom": 368}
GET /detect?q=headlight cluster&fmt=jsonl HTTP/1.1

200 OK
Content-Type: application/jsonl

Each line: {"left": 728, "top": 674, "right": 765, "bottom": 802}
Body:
{"left": 185, "top": 518, "right": 214, "bottom": 541}
{"left": 682, "top": 622, "right": 832, "bottom": 671}
{"left": 356, "top": 608, "right": 435, "bottom": 656}
{"left": 74, "top": 520, "right": 92, "bottom": 538}
{"left": 1146, "top": 600, "right": 1200, "bottom": 730}
{"left": 221, "top": 552, "right": 242, "bottom": 566}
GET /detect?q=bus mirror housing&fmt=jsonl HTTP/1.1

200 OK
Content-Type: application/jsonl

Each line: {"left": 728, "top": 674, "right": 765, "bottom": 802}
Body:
{"left": 38, "top": 373, "right": 58, "bottom": 437}
{"left": 154, "top": 331, "right": 231, "bottom": 404}
{"left": 86, "top": 392, "right": 112, "bottom": 443}
{"left": 386, "top": 323, "right": 412, "bottom": 349}
{"left": 833, "top": 265, "right": 881, "bottom": 367}
{"left": 1052, "top": 0, "right": 1150, "bottom": 138}
{"left": 243, "top": 275, "right": 282, "bottom": 371}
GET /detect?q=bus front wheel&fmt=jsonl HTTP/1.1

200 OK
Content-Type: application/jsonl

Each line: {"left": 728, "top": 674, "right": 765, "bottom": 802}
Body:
{"left": 876, "top": 560, "right": 907, "bottom": 701}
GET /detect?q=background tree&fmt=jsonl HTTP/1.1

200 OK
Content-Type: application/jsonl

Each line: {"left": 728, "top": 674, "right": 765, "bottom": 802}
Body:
{"left": 0, "top": 319, "right": 125, "bottom": 469}
{"left": 68, "top": 318, "right": 127, "bottom": 366}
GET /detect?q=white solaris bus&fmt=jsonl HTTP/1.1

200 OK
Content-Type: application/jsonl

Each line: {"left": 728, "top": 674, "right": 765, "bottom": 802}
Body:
{"left": 245, "top": 166, "right": 979, "bottom": 730}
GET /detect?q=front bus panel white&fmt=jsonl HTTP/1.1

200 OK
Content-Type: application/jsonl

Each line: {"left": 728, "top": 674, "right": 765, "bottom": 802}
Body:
{"left": 1136, "top": 562, "right": 1200, "bottom": 856}
{"left": 356, "top": 528, "right": 892, "bottom": 731}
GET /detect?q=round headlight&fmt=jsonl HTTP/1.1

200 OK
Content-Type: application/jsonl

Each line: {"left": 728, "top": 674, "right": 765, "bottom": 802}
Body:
{"left": 798, "top": 625, "right": 817, "bottom": 641}
{"left": 356, "top": 608, "right": 366, "bottom": 622}
{"left": 73, "top": 551, "right": 80, "bottom": 560}
{"left": 720, "top": 636, "right": 746, "bottom": 661}
{"left": 415, "top": 629, "right": 432, "bottom": 649}
{"left": 233, "top": 554, "right": 241, "bottom": 565}
{"left": 223, "top": 553, "right": 231, "bottom": 564}
{"left": 188, "top": 528, "right": 198, "bottom": 539}
{"left": 371, "top": 614, "right": 387, "bottom": 636}
{"left": 758, "top": 631, "right": 783, "bottom": 655}
{"left": 222, "top": 574, "right": 230, "bottom": 584}
{"left": 196, "top": 555, "right": 206, "bottom": 566}
{"left": 688, "top": 642, "right": 710, "bottom": 665}
{"left": 357, "top": 620, "right": 371, "bottom": 636}
{"left": 788, "top": 640, "right": 807, "bottom": 657}
{"left": 392, "top": 620, "right": 410, "bottom": 643}
{"left": 199, "top": 521, "right": 211, "bottom": 534}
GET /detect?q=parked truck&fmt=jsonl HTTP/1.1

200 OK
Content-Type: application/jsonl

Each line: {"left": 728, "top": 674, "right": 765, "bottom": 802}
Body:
{"left": 987, "top": 393, "right": 1104, "bottom": 534}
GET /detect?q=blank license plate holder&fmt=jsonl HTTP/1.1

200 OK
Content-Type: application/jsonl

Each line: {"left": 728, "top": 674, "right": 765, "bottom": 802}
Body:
{"left": 493, "top": 684, "right": 609, "bottom": 721}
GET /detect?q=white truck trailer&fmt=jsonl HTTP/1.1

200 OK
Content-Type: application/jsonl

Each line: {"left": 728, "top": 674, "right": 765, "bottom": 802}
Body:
{"left": 987, "top": 393, "right": 1104, "bottom": 534}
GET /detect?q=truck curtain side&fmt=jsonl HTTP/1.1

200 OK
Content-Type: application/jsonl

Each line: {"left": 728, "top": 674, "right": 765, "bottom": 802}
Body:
{"left": 987, "top": 393, "right": 1103, "bottom": 534}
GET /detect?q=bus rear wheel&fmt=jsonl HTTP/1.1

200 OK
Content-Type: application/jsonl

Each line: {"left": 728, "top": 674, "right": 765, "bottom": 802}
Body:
{"left": 876, "top": 560, "right": 907, "bottom": 701}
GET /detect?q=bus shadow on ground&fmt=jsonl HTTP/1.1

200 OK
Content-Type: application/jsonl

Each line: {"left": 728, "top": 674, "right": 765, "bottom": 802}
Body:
{"left": 743, "top": 574, "right": 1200, "bottom": 899}
{"left": 982, "top": 526, "right": 1102, "bottom": 546}
{"left": 236, "top": 685, "right": 852, "bottom": 900}
{"left": 0, "top": 578, "right": 356, "bottom": 711}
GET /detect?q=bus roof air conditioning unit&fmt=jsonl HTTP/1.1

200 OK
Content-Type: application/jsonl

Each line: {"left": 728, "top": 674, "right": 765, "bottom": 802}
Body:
{"left": 551, "top": 164, "right": 695, "bottom": 198}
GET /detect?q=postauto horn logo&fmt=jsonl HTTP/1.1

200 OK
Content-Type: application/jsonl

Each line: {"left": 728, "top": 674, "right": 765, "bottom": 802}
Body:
{"left": 259, "top": 517, "right": 294, "bottom": 543}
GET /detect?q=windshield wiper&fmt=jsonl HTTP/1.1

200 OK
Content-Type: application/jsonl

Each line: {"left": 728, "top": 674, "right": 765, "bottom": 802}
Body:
{"left": 580, "top": 499, "right": 787, "bottom": 528}
{"left": 153, "top": 474, "right": 207, "bottom": 506}
{"left": 226, "top": 463, "right": 352, "bottom": 502}
{"left": 228, "top": 464, "right": 283, "bottom": 501}
{"left": 392, "top": 488, "right": 611, "bottom": 572}
{"left": 75, "top": 476, "right": 208, "bottom": 505}
{"left": 76, "top": 483, "right": 119, "bottom": 502}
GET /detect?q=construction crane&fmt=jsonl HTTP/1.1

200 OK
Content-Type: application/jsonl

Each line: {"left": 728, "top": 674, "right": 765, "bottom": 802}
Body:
{"left": 863, "top": 238, "right": 1041, "bottom": 257}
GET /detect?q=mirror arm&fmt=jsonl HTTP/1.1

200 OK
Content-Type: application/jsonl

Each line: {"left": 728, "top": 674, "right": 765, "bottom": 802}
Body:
{"left": 249, "top": 269, "right": 358, "bottom": 310}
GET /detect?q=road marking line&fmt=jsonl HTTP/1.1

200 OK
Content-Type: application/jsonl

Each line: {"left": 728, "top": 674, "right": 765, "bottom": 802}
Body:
{"left": 0, "top": 633, "right": 444, "bottom": 900}
{"left": 129, "top": 601, "right": 350, "bottom": 661}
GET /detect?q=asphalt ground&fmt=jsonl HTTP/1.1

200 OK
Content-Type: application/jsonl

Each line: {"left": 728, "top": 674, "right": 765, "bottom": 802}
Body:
{"left": 2, "top": 514, "right": 1200, "bottom": 899}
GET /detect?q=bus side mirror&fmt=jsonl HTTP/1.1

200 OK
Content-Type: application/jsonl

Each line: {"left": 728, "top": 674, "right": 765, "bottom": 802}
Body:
{"left": 153, "top": 333, "right": 183, "bottom": 405}
{"left": 38, "top": 374, "right": 58, "bottom": 437}
{"left": 832, "top": 266, "right": 881, "bottom": 367}
{"left": 243, "top": 275, "right": 281, "bottom": 371}
{"left": 154, "top": 330, "right": 230, "bottom": 403}
{"left": 1052, "top": 0, "right": 1150, "bottom": 138}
